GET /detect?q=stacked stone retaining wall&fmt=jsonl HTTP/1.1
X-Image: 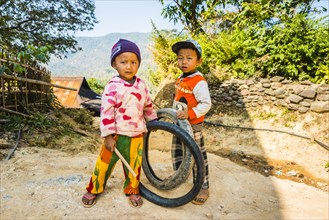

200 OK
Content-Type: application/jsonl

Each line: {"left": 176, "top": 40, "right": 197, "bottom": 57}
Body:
{"left": 209, "top": 76, "right": 329, "bottom": 114}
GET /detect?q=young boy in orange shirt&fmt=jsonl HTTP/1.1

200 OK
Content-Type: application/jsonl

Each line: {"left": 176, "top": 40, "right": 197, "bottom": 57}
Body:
{"left": 172, "top": 40, "right": 212, "bottom": 205}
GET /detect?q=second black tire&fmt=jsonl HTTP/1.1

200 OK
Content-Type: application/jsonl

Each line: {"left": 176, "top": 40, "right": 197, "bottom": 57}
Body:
{"left": 142, "top": 108, "right": 193, "bottom": 190}
{"left": 140, "top": 121, "right": 205, "bottom": 207}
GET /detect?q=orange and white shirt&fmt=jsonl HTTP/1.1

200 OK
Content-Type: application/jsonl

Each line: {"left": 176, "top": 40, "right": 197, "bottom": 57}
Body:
{"left": 174, "top": 71, "right": 212, "bottom": 125}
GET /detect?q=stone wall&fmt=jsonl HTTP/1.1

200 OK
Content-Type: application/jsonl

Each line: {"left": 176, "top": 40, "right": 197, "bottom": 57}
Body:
{"left": 209, "top": 76, "right": 329, "bottom": 114}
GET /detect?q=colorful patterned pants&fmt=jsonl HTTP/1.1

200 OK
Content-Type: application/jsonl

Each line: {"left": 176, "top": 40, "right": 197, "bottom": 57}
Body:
{"left": 171, "top": 130, "right": 209, "bottom": 189}
{"left": 86, "top": 135, "right": 143, "bottom": 195}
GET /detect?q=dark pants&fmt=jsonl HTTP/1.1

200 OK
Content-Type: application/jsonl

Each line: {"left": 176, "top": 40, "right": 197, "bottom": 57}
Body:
{"left": 171, "top": 129, "right": 209, "bottom": 189}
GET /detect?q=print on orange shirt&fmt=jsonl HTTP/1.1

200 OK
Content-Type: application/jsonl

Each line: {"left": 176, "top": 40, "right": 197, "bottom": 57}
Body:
{"left": 175, "top": 80, "right": 193, "bottom": 94}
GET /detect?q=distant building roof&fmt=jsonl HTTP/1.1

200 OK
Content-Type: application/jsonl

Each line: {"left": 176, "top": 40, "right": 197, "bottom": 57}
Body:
{"left": 51, "top": 76, "right": 101, "bottom": 115}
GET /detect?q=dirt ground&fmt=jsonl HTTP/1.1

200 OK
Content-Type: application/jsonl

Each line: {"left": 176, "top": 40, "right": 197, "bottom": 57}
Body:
{"left": 0, "top": 107, "right": 328, "bottom": 220}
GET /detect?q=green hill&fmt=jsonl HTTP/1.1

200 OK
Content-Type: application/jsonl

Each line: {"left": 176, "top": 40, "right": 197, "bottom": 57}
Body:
{"left": 47, "top": 32, "right": 154, "bottom": 80}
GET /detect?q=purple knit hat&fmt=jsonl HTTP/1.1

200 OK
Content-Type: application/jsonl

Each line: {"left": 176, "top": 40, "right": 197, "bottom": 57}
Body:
{"left": 110, "top": 39, "right": 141, "bottom": 66}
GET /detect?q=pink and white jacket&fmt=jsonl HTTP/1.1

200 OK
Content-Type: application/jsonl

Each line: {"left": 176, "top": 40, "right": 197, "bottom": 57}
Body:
{"left": 100, "top": 76, "right": 157, "bottom": 138}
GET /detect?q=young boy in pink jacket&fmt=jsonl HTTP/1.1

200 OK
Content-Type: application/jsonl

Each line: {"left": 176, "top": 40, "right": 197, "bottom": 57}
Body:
{"left": 82, "top": 39, "right": 157, "bottom": 208}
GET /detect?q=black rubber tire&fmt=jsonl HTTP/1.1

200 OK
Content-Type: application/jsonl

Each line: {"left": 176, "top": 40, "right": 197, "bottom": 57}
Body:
{"left": 156, "top": 108, "right": 179, "bottom": 124}
{"left": 140, "top": 121, "right": 205, "bottom": 207}
{"left": 142, "top": 108, "right": 193, "bottom": 190}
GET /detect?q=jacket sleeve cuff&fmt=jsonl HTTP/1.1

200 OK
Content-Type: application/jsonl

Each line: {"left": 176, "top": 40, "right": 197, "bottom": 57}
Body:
{"left": 100, "top": 129, "right": 114, "bottom": 138}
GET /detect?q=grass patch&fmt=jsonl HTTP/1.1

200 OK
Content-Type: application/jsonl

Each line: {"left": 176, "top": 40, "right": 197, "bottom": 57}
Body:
{"left": 280, "top": 108, "right": 298, "bottom": 127}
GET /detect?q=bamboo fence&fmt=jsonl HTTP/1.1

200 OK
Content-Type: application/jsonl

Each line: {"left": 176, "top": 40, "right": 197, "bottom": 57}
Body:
{"left": 0, "top": 47, "right": 74, "bottom": 116}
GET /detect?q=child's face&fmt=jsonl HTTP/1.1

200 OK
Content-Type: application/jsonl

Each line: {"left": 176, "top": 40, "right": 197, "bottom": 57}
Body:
{"left": 177, "top": 48, "right": 202, "bottom": 73}
{"left": 112, "top": 52, "right": 139, "bottom": 81}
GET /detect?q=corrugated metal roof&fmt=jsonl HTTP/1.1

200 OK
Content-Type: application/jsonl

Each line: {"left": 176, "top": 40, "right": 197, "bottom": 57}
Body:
{"left": 51, "top": 76, "right": 84, "bottom": 108}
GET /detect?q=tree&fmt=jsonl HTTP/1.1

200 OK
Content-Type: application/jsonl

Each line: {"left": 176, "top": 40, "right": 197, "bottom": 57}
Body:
{"left": 153, "top": 0, "right": 328, "bottom": 84}
{"left": 159, "top": 0, "right": 251, "bottom": 35}
{"left": 159, "top": 0, "right": 208, "bottom": 35}
{"left": 159, "top": 0, "right": 325, "bottom": 36}
{"left": 0, "top": 0, "right": 97, "bottom": 60}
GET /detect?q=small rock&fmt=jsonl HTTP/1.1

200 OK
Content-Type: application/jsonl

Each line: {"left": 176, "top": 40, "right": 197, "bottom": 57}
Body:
{"left": 300, "top": 80, "right": 312, "bottom": 85}
{"left": 297, "top": 173, "right": 304, "bottom": 178}
{"left": 311, "top": 101, "right": 329, "bottom": 113}
{"left": 268, "top": 198, "right": 278, "bottom": 203}
{"left": 3, "top": 194, "right": 12, "bottom": 200}
{"left": 270, "top": 76, "right": 284, "bottom": 82}
{"left": 286, "top": 170, "right": 298, "bottom": 176}
{"left": 288, "top": 94, "right": 303, "bottom": 103}
{"left": 281, "top": 79, "right": 292, "bottom": 84}
{"left": 275, "top": 170, "right": 282, "bottom": 175}
{"left": 299, "top": 89, "right": 316, "bottom": 99}
{"left": 206, "top": 213, "right": 213, "bottom": 219}
{"left": 317, "top": 182, "right": 325, "bottom": 187}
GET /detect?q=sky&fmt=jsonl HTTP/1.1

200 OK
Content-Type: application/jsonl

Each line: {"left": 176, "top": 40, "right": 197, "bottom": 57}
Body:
{"left": 77, "top": 0, "right": 329, "bottom": 37}
{"left": 76, "top": 0, "right": 183, "bottom": 37}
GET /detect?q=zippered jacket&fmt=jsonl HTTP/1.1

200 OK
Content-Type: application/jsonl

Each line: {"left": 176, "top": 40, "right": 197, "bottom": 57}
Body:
{"left": 100, "top": 76, "right": 157, "bottom": 137}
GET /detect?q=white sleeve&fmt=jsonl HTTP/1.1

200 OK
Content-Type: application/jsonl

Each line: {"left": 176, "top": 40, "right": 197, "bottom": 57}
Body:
{"left": 192, "top": 81, "right": 212, "bottom": 118}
